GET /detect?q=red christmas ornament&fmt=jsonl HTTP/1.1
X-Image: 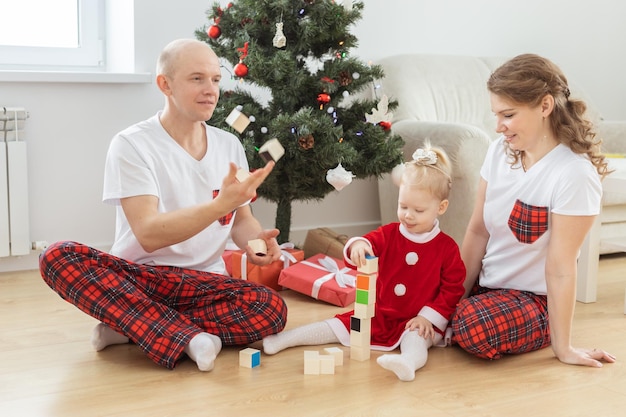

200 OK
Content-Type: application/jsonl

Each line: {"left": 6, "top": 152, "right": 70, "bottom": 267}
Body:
{"left": 317, "top": 93, "right": 331, "bottom": 105}
{"left": 378, "top": 121, "right": 392, "bottom": 131}
{"left": 234, "top": 61, "right": 249, "bottom": 77}
{"left": 207, "top": 25, "right": 221, "bottom": 39}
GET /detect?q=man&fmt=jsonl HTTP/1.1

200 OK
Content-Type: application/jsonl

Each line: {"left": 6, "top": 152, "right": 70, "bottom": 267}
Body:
{"left": 39, "top": 39, "right": 287, "bottom": 371}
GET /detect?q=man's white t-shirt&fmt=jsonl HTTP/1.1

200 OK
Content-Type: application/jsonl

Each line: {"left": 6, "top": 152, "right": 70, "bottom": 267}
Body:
{"left": 102, "top": 112, "right": 249, "bottom": 274}
{"left": 479, "top": 136, "right": 602, "bottom": 294}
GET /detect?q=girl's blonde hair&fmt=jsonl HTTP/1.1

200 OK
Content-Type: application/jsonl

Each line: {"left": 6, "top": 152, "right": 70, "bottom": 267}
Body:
{"left": 400, "top": 142, "right": 452, "bottom": 201}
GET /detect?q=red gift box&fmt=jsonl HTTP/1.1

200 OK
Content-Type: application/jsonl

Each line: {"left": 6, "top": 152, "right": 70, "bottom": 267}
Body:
{"left": 222, "top": 250, "right": 236, "bottom": 276}
{"left": 278, "top": 253, "right": 357, "bottom": 307}
{"left": 231, "top": 244, "right": 304, "bottom": 292}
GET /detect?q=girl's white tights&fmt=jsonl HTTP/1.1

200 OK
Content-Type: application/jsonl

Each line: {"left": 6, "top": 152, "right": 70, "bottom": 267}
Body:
{"left": 263, "top": 321, "right": 338, "bottom": 355}
{"left": 376, "top": 330, "right": 431, "bottom": 381}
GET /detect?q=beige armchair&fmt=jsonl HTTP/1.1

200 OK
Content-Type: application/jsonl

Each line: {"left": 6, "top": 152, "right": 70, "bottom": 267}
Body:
{"left": 374, "top": 54, "right": 626, "bottom": 253}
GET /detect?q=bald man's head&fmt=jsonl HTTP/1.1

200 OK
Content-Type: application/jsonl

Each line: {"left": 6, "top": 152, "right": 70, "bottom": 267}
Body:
{"left": 156, "top": 39, "right": 218, "bottom": 78}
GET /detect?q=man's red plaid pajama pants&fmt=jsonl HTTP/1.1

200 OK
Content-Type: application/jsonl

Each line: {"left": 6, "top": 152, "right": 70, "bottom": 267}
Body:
{"left": 39, "top": 241, "right": 288, "bottom": 369}
{"left": 451, "top": 286, "right": 550, "bottom": 359}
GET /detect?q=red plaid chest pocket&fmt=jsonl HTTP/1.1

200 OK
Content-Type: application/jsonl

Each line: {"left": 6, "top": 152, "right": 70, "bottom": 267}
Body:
{"left": 507, "top": 199, "right": 549, "bottom": 244}
{"left": 213, "top": 190, "right": 235, "bottom": 225}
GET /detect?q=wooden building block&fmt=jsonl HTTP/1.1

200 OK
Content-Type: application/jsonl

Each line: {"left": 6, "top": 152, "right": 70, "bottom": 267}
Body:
{"left": 304, "top": 350, "right": 320, "bottom": 375}
{"left": 239, "top": 347, "right": 261, "bottom": 368}
{"left": 323, "top": 347, "right": 344, "bottom": 366}
{"left": 350, "top": 316, "right": 371, "bottom": 347}
{"left": 356, "top": 273, "right": 377, "bottom": 291}
{"left": 236, "top": 168, "right": 250, "bottom": 182}
{"left": 350, "top": 345, "right": 370, "bottom": 361}
{"left": 248, "top": 239, "right": 267, "bottom": 256}
{"left": 319, "top": 355, "right": 335, "bottom": 374}
{"left": 356, "top": 289, "right": 375, "bottom": 305}
{"left": 258, "top": 138, "right": 285, "bottom": 163}
{"left": 357, "top": 255, "right": 378, "bottom": 275}
{"left": 354, "top": 302, "right": 375, "bottom": 319}
{"left": 226, "top": 108, "right": 251, "bottom": 133}
{"left": 350, "top": 328, "right": 371, "bottom": 347}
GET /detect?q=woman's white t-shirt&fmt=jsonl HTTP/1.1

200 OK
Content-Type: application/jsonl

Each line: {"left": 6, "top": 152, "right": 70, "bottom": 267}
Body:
{"left": 479, "top": 136, "right": 602, "bottom": 294}
{"left": 102, "top": 112, "right": 249, "bottom": 274}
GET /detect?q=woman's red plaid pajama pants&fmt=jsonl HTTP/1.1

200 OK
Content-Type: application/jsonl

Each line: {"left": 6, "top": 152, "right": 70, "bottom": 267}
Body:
{"left": 451, "top": 286, "right": 550, "bottom": 360}
{"left": 39, "top": 241, "right": 288, "bottom": 369}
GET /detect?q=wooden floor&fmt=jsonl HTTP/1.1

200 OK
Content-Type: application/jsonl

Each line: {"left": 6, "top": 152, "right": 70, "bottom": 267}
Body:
{"left": 1, "top": 254, "right": 625, "bottom": 417}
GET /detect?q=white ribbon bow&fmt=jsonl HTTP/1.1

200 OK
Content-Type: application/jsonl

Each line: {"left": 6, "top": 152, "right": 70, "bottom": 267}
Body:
{"left": 240, "top": 242, "right": 298, "bottom": 280}
{"left": 279, "top": 242, "right": 298, "bottom": 269}
{"left": 301, "top": 256, "right": 356, "bottom": 299}
{"left": 412, "top": 148, "right": 438, "bottom": 165}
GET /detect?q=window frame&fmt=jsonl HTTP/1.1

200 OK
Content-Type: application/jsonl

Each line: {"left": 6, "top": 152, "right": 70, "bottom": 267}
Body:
{"left": 0, "top": 0, "right": 104, "bottom": 71}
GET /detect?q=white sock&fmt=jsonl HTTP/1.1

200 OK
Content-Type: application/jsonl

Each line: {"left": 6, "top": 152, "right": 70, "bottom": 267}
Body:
{"left": 91, "top": 323, "right": 129, "bottom": 351}
{"left": 263, "top": 321, "right": 339, "bottom": 355}
{"left": 376, "top": 331, "right": 430, "bottom": 382}
{"left": 184, "top": 333, "right": 222, "bottom": 372}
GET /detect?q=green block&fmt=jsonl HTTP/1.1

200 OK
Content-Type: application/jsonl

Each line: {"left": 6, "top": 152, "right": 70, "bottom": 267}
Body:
{"left": 356, "top": 289, "right": 369, "bottom": 304}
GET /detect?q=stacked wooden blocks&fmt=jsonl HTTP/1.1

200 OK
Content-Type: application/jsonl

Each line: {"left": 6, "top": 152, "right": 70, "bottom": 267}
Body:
{"left": 350, "top": 255, "right": 378, "bottom": 361}
{"left": 303, "top": 347, "right": 344, "bottom": 375}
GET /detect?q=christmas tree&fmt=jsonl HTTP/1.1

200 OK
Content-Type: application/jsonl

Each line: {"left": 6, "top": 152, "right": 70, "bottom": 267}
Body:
{"left": 196, "top": 0, "right": 404, "bottom": 244}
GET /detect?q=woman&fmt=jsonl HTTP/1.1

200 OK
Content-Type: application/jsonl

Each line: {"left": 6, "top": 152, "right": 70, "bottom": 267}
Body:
{"left": 451, "top": 54, "right": 616, "bottom": 367}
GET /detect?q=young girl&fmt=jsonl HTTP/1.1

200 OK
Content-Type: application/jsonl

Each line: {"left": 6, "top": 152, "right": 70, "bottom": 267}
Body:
{"left": 263, "top": 144, "right": 466, "bottom": 381}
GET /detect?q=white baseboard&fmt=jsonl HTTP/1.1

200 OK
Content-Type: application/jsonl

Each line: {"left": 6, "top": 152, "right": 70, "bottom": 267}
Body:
{"left": 0, "top": 251, "right": 42, "bottom": 273}
{"left": 0, "top": 242, "right": 113, "bottom": 274}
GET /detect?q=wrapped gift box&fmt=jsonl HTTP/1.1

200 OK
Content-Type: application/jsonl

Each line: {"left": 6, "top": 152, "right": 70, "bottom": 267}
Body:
{"left": 231, "top": 244, "right": 304, "bottom": 292}
{"left": 222, "top": 250, "right": 236, "bottom": 276}
{"left": 278, "top": 253, "right": 357, "bottom": 307}
{"left": 302, "top": 227, "right": 349, "bottom": 259}
{"left": 221, "top": 241, "right": 240, "bottom": 276}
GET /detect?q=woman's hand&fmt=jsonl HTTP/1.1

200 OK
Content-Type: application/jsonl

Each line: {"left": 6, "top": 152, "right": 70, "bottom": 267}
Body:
{"left": 556, "top": 346, "right": 616, "bottom": 368}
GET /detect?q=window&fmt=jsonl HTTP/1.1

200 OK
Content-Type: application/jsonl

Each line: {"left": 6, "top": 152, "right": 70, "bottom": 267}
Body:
{"left": 0, "top": 0, "right": 104, "bottom": 70}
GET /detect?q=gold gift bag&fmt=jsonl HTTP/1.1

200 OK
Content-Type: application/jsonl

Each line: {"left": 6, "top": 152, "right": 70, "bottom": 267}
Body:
{"left": 302, "top": 228, "right": 349, "bottom": 260}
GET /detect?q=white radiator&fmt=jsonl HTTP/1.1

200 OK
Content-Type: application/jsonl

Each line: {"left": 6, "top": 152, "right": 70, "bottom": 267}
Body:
{"left": 0, "top": 107, "right": 30, "bottom": 257}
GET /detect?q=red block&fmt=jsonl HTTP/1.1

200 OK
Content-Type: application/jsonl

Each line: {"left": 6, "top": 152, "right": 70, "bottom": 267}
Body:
{"left": 278, "top": 254, "right": 357, "bottom": 307}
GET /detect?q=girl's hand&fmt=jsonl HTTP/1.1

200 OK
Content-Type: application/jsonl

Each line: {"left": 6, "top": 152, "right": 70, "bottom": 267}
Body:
{"left": 405, "top": 316, "right": 436, "bottom": 340}
{"left": 349, "top": 241, "right": 374, "bottom": 269}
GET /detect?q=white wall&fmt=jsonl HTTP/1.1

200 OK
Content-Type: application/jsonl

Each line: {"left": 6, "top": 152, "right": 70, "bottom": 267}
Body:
{"left": 354, "top": 0, "right": 626, "bottom": 120}
{"left": 1, "top": 0, "right": 624, "bottom": 272}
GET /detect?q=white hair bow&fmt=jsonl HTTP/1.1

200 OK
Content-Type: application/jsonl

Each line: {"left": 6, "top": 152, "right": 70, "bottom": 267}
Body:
{"left": 412, "top": 149, "right": 437, "bottom": 165}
